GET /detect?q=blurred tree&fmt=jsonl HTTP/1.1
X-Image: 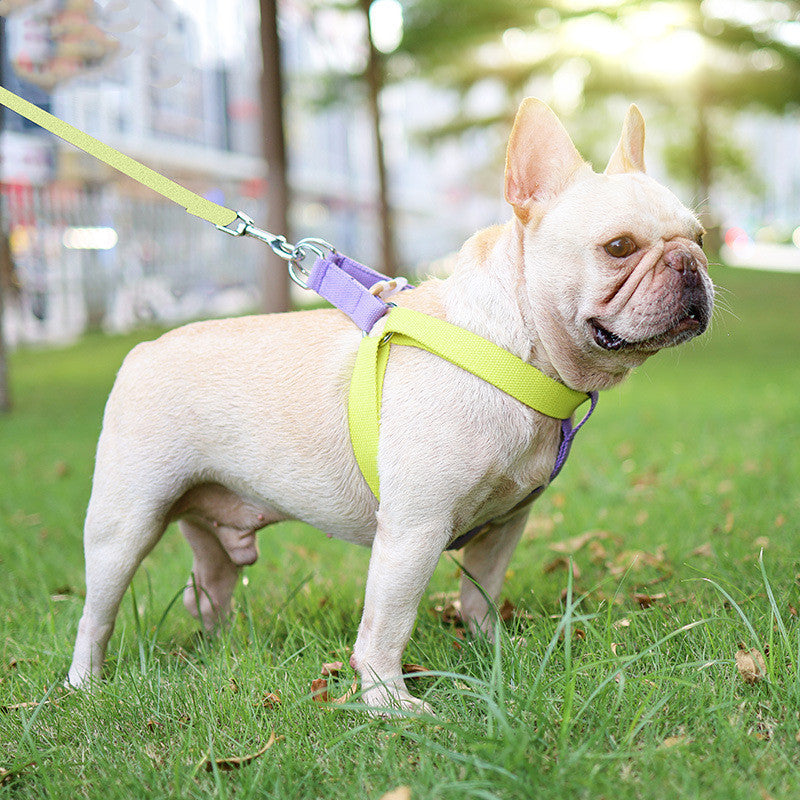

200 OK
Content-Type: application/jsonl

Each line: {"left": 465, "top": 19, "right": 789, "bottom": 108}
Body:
{"left": 397, "top": 0, "right": 800, "bottom": 227}
{"left": 259, "top": 0, "right": 291, "bottom": 313}
{"left": 308, "top": 0, "right": 398, "bottom": 273}
{"left": 359, "top": 0, "right": 398, "bottom": 274}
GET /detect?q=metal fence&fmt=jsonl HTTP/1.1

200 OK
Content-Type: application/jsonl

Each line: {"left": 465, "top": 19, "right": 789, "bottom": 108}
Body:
{"left": 2, "top": 183, "right": 267, "bottom": 347}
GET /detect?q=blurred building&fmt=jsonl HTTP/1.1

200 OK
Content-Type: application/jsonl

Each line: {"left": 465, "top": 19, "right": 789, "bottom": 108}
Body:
{"left": 1, "top": 0, "right": 267, "bottom": 345}
{"left": 5, "top": 0, "right": 799, "bottom": 348}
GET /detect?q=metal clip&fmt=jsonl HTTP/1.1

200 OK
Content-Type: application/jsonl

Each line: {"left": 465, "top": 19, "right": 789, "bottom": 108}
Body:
{"left": 217, "top": 211, "right": 334, "bottom": 289}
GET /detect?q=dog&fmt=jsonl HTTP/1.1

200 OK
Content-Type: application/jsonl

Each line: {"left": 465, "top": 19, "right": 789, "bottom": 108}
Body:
{"left": 66, "top": 99, "right": 713, "bottom": 712}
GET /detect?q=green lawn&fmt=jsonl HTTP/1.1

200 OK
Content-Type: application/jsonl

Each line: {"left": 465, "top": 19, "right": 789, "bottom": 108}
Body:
{"left": 1, "top": 266, "right": 799, "bottom": 799}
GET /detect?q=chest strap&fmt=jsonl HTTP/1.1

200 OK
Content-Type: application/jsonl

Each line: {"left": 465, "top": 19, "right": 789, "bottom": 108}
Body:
{"left": 348, "top": 306, "right": 591, "bottom": 500}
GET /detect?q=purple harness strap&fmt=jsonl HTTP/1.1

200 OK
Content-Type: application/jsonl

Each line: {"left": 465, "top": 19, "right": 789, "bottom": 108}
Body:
{"left": 307, "top": 250, "right": 599, "bottom": 549}
{"left": 307, "top": 252, "right": 406, "bottom": 333}
{"left": 446, "top": 391, "right": 599, "bottom": 551}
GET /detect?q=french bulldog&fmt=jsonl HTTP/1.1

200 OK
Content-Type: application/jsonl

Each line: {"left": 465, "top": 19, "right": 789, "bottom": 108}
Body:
{"left": 66, "top": 99, "right": 713, "bottom": 712}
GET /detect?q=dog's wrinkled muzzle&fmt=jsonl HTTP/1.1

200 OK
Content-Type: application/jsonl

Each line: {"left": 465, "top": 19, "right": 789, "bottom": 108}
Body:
{"left": 590, "top": 242, "right": 712, "bottom": 353}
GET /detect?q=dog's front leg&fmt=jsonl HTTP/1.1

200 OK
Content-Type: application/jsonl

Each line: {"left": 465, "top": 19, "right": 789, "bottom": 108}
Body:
{"left": 351, "top": 516, "right": 449, "bottom": 714}
{"left": 459, "top": 513, "right": 527, "bottom": 637}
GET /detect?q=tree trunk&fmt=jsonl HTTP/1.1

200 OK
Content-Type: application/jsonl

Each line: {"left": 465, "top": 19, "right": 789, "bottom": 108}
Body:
{"left": 359, "top": 0, "right": 397, "bottom": 275}
{"left": 0, "top": 18, "right": 10, "bottom": 414}
{"left": 693, "top": 84, "right": 721, "bottom": 255}
{"left": 258, "top": 0, "right": 290, "bottom": 313}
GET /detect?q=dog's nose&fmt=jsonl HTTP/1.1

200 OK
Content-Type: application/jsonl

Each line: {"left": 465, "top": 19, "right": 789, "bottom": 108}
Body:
{"left": 664, "top": 248, "right": 697, "bottom": 273}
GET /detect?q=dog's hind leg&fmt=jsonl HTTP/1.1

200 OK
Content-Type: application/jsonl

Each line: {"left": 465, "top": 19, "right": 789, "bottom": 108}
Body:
{"left": 67, "top": 500, "right": 167, "bottom": 688}
{"left": 458, "top": 513, "right": 526, "bottom": 637}
{"left": 180, "top": 517, "right": 240, "bottom": 632}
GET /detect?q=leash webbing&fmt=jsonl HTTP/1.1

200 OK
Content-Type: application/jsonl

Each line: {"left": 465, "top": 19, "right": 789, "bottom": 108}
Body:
{"left": 348, "top": 306, "right": 591, "bottom": 499}
{"left": 0, "top": 86, "right": 238, "bottom": 228}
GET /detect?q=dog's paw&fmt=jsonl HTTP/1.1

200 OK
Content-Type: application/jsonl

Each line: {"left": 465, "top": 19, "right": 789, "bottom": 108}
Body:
{"left": 361, "top": 686, "right": 434, "bottom": 718}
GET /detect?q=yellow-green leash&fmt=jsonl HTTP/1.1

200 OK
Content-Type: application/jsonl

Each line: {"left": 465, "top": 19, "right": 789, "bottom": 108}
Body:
{"left": 0, "top": 86, "right": 237, "bottom": 228}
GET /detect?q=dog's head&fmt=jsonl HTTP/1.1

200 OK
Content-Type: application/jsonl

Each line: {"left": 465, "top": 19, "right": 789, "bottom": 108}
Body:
{"left": 504, "top": 99, "right": 714, "bottom": 389}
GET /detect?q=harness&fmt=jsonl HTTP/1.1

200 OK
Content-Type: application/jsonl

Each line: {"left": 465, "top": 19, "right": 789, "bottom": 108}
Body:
{"left": 0, "top": 86, "right": 598, "bottom": 549}
{"left": 308, "top": 252, "right": 598, "bottom": 550}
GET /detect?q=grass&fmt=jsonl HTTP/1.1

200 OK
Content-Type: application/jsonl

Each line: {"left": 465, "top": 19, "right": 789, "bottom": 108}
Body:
{"left": 1, "top": 265, "right": 799, "bottom": 799}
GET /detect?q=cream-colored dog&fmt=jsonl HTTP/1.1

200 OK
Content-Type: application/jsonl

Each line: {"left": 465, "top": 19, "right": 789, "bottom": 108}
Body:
{"left": 67, "top": 99, "right": 713, "bottom": 712}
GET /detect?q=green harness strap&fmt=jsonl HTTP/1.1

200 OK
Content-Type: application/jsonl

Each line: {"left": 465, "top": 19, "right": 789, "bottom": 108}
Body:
{"left": 348, "top": 307, "right": 590, "bottom": 500}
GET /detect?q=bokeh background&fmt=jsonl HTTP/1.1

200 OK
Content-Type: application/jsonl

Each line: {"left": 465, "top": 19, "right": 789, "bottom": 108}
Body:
{"left": 1, "top": 0, "right": 800, "bottom": 369}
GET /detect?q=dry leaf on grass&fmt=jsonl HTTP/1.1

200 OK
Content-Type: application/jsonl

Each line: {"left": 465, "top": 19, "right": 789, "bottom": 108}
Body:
{"left": 204, "top": 730, "right": 278, "bottom": 772}
{"left": 735, "top": 645, "right": 767, "bottom": 684}
{"left": 379, "top": 787, "right": 411, "bottom": 800}
{"left": 691, "top": 543, "right": 713, "bottom": 558}
{"left": 1, "top": 688, "right": 71, "bottom": 713}
{"left": 260, "top": 692, "right": 281, "bottom": 709}
{"left": 330, "top": 678, "right": 359, "bottom": 704}
{"left": 633, "top": 592, "right": 666, "bottom": 609}
{"left": 549, "top": 530, "right": 609, "bottom": 554}
{"left": 659, "top": 734, "right": 689, "bottom": 749}
{"left": 311, "top": 678, "right": 329, "bottom": 703}
{"left": 543, "top": 556, "right": 581, "bottom": 580}
{"left": 321, "top": 661, "right": 343, "bottom": 677}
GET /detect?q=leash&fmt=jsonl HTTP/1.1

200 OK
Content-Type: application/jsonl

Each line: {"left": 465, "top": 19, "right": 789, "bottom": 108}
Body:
{"left": 0, "top": 85, "right": 595, "bottom": 521}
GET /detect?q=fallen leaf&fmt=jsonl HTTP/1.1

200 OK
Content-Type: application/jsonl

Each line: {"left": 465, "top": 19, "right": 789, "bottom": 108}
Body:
{"left": 402, "top": 663, "right": 428, "bottom": 677}
{"left": 260, "top": 692, "right": 280, "bottom": 709}
{"left": 613, "top": 618, "right": 631, "bottom": 630}
{"left": 311, "top": 678, "right": 329, "bottom": 702}
{"left": 498, "top": 598, "right": 516, "bottom": 622}
{"left": 735, "top": 646, "right": 766, "bottom": 684}
{"left": 724, "top": 513, "right": 735, "bottom": 533}
{"left": 588, "top": 539, "right": 607, "bottom": 563}
{"left": 204, "top": 730, "right": 278, "bottom": 772}
{"left": 659, "top": 735, "right": 689, "bottom": 749}
{"left": 379, "top": 787, "right": 411, "bottom": 800}
{"left": 691, "top": 543, "right": 713, "bottom": 558}
{"left": 1, "top": 692, "right": 67, "bottom": 713}
{"left": 330, "top": 678, "right": 359, "bottom": 704}
{"left": 753, "top": 536, "right": 770, "bottom": 549}
{"left": 543, "top": 556, "right": 581, "bottom": 580}
{"left": 549, "top": 530, "right": 609, "bottom": 554}
{"left": 321, "top": 661, "right": 343, "bottom": 677}
{"left": 633, "top": 592, "right": 666, "bottom": 609}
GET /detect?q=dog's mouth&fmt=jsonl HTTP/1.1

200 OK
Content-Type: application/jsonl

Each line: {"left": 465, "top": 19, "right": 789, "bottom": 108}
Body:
{"left": 589, "top": 304, "right": 708, "bottom": 352}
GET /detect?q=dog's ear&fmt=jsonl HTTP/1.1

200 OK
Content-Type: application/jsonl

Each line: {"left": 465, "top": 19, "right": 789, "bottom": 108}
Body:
{"left": 504, "top": 98, "right": 585, "bottom": 220}
{"left": 605, "top": 105, "right": 646, "bottom": 175}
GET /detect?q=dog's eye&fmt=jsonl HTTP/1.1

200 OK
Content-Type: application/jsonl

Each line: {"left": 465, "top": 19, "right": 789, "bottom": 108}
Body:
{"left": 696, "top": 232, "right": 704, "bottom": 248}
{"left": 604, "top": 236, "right": 637, "bottom": 258}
